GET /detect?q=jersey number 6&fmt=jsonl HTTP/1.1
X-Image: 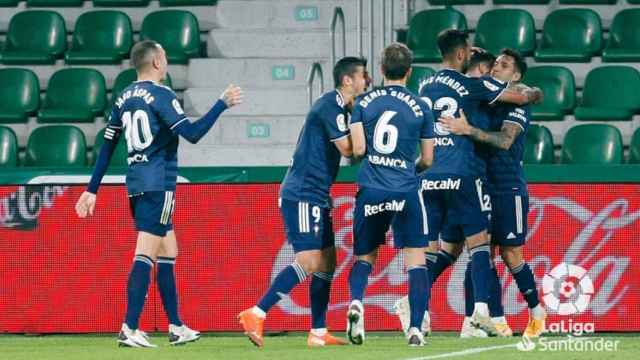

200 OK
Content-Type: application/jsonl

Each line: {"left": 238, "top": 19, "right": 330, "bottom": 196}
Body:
{"left": 373, "top": 110, "right": 398, "bottom": 154}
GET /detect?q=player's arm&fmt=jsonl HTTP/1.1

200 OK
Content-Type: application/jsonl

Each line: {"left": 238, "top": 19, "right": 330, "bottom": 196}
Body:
{"left": 333, "top": 136, "right": 353, "bottom": 157}
{"left": 416, "top": 139, "right": 435, "bottom": 172}
{"left": 440, "top": 109, "right": 522, "bottom": 150}
{"left": 349, "top": 122, "right": 366, "bottom": 159}
{"left": 76, "top": 109, "right": 121, "bottom": 218}
{"left": 496, "top": 87, "right": 543, "bottom": 106}
{"left": 169, "top": 84, "right": 243, "bottom": 144}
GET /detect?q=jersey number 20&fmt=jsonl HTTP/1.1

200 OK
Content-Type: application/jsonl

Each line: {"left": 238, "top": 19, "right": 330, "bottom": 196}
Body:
{"left": 122, "top": 110, "right": 154, "bottom": 152}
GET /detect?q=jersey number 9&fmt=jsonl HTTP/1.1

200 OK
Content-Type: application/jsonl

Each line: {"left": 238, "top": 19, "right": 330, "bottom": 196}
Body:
{"left": 122, "top": 110, "right": 154, "bottom": 152}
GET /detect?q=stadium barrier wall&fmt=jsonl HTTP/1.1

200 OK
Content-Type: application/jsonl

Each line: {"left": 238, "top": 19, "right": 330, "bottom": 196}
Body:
{"left": 0, "top": 166, "right": 639, "bottom": 333}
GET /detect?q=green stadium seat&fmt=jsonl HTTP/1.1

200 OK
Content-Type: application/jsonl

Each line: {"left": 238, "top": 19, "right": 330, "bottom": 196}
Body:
{"left": 523, "top": 66, "right": 575, "bottom": 121}
{"left": 602, "top": 9, "right": 640, "bottom": 62}
{"left": 574, "top": 66, "right": 640, "bottom": 121}
{"left": 428, "top": 0, "right": 484, "bottom": 4}
{"left": 0, "top": 68, "right": 40, "bottom": 123}
{"left": 27, "top": 0, "right": 84, "bottom": 6}
{"left": 93, "top": 0, "right": 150, "bottom": 6}
{"left": 408, "top": 9, "right": 467, "bottom": 63}
{"left": 94, "top": 127, "right": 128, "bottom": 167}
{"left": 629, "top": 128, "right": 640, "bottom": 164}
{"left": 140, "top": 11, "right": 200, "bottom": 64}
{"left": 0, "top": 0, "right": 20, "bottom": 6}
{"left": 159, "top": 0, "right": 216, "bottom": 5}
{"left": 1, "top": 11, "right": 66, "bottom": 65}
{"left": 524, "top": 125, "right": 554, "bottom": 164}
{"left": 559, "top": 0, "right": 616, "bottom": 3}
{"left": 408, "top": 66, "right": 435, "bottom": 94}
{"left": 535, "top": 9, "right": 602, "bottom": 62}
{"left": 493, "top": 0, "right": 550, "bottom": 4}
{"left": 66, "top": 11, "right": 133, "bottom": 65}
{"left": 39, "top": 69, "right": 106, "bottom": 123}
{"left": 561, "top": 124, "right": 623, "bottom": 164}
{"left": 0, "top": 126, "right": 18, "bottom": 167}
{"left": 26, "top": 125, "right": 87, "bottom": 167}
{"left": 474, "top": 9, "right": 536, "bottom": 56}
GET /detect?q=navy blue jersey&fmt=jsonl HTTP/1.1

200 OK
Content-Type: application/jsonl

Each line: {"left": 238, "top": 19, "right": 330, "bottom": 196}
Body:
{"left": 486, "top": 103, "right": 530, "bottom": 195}
{"left": 279, "top": 90, "right": 350, "bottom": 207}
{"left": 419, "top": 69, "right": 506, "bottom": 177}
{"left": 107, "top": 80, "right": 185, "bottom": 195}
{"left": 352, "top": 85, "right": 434, "bottom": 192}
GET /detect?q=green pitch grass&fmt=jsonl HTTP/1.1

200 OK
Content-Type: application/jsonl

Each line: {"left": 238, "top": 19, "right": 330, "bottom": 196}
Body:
{"left": 0, "top": 332, "right": 638, "bottom": 360}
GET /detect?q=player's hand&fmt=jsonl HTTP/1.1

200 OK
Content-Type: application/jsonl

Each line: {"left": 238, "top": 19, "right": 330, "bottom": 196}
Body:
{"left": 75, "top": 191, "right": 96, "bottom": 218}
{"left": 439, "top": 109, "right": 472, "bottom": 135}
{"left": 526, "top": 87, "right": 544, "bottom": 105}
{"left": 221, "top": 84, "right": 243, "bottom": 108}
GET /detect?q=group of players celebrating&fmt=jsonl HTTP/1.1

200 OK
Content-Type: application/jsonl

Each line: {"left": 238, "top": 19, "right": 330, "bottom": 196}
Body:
{"left": 77, "top": 28, "right": 547, "bottom": 348}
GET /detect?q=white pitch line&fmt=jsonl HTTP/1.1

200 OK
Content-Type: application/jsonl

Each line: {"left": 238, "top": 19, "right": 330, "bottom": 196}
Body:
{"left": 402, "top": 343, "right": 519, "bottom": 360}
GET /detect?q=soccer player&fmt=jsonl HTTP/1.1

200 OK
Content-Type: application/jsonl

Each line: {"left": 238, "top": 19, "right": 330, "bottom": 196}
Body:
{"left": 346, "top": 43, "right": 435, "bottom": 347}
{"left": 392, "top": 49, "right": 499, "bottom": 337}
{"left": 417, "top": 30, "right": 541, "bottom": 335}
{"left": 440, "top": 49, "right": 546, "bottom": 339}
{"left": 75, "top": 40, "right": 243, "bottom": 347}
{"left": 237, "top": 57, "right": 369, "bottom": 348}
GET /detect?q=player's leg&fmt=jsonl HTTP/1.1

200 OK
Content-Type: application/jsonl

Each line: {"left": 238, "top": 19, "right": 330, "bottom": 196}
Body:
{"left": 487, "top": 243, "right": 511, "bottom": 337}
{"left": 156, "top": 231, "right": 200, "bottom": 345}
{"left": 307, "top": 209, "right": 347, "bottom": 347}
{"left": 460, "top": 258, "right": 489, "bottom": 338}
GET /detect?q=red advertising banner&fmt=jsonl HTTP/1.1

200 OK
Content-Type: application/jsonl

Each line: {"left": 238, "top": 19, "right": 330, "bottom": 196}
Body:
{"left": 0, "top": 184, "right": 638, "bottom": 333}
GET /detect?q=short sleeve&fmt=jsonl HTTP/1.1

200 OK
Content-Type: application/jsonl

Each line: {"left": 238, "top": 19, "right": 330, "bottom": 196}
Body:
{"left": 153, "top": 87, "right": 189, "bottom": 132}
{"left": 469, "top": 76, "right": 507, "bottom": 105}
{"left": 322, "top": 103, "right": 350, "bottom": 142}
{"left": 350, "top": 102, "right": 364, "bottom": 126}
{"left": 502, "top": 104, "right": 530, "bottom": 132}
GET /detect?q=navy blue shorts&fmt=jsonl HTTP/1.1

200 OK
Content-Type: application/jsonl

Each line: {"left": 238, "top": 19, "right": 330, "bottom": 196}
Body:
{"left": 353, "top": 187, "right": 428, "bottom": 256}
{"left": 128, "top": 191, "right": 175, "bottom": 237}
{"left": 421, "top": 174, "right": 491, "bottom": 242}
{"left": 490, "top": 193, "right": 528, "bottom": 247}
{"left": 280, "top": 198, "right": 335, "bottom": 253}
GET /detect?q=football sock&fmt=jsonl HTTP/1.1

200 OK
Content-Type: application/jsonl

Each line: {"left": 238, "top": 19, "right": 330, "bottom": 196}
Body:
{"left": 488, "top": 266, "right": 504, "bottom": 318}
{"left": 124, "top": 254, "right": 154, "bottom": 330}
{"left": 429, "top": 250, "right": 456, "bottom": 283}
{"left": 349, "top": 260, "right": 373, "bottom": 302}
{"left": 463, "top": 261, "right": 474, "bottom": 317}
{"left": 257, "top": 262, "right": 307, "bottom": 314}
{"left": 510, "top": 262, "right": 540, "bottom": 309}
{"left": 157, "top": 256, "right": 183, "bottom": 327}
{"left": 310, "top": 272, "right": 333, "bottom": 329}
{"left": 470, "top": 244, "right": 491, "bottom": 305}
{"left": 408, "top": 265, "right": 430, "bottom": 329}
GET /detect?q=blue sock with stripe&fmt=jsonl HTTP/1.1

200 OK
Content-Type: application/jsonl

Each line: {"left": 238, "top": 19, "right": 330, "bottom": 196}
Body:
{"left": 463, "top": 261, "right": 474, "bottom": 317}
{"left": 488, "top": 266, "right": 504, "bottom": 317}
{"left": 124, "top": 254, "right": 154, "bottom": 330}
{"left": 349, "top": 260, "right": 373, "bottom": 302}
{"left": 310, "top": 272, "right": 333, "bottom": 329}
{"left": 511, "top": 262, "right": 540, "bottom": 308}
{"left": 470, "top": 244, "right": 491, "bottom": 304}
{"left": 157, "top": 257, "right": 183, "bottom": 326}
{"left": 257, "top": 262, "right": 307, "bottom": 313}
{"left": 408, "top": 265, "right": 430, "bottom": 329}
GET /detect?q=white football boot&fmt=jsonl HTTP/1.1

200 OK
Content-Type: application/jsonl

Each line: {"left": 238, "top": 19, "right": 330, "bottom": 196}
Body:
{"left": 117, "top": 323, "right": 157, "bottom": 348}
{"left": 168, "top": 324, "right": 201, "bottom": 345}
{"left": 346, "top": 300, "right": 365, "bottom": 345}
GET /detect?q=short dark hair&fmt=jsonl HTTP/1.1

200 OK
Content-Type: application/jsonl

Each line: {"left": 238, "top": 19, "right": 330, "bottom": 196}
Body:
{"left": 131, "top": 40, "right": 162, "bottom": 72}
{"left": 381, "top": 43, "right": 413, "bottom": 80}
{"left": 437, "top": 29, "right": 469, "bottom": 58}
{"left": 468, "top": 50, "right": 496, "bottom": 72}
{"left": 333, "top": 56, "right": 367, "bottom": 88}
{"left": 500, "top": 48, "right": 527, "bottom": 77}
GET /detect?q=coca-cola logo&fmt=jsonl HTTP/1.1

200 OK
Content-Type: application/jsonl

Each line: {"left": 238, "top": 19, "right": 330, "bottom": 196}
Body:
{"left": 272, "top": 194, "right": 636, "bottom": 318}
{"left": 0, "top": 186, "right": 67, "bottom": 230}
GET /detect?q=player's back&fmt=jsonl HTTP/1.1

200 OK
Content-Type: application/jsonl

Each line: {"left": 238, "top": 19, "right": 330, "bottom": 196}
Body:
{"left": 419, "top": 69, "right": 505, "bottom": 178}
{"left": 280, "top": 90, "right": 349, "bottom": 207}
{"left": 486, "top": 103, "right": 530, "bottom": 195}
{"left": 353, "top": 85, "right": 433, "bottom": 192}
{"left": 110, "top": 80, "right": 181, "bottom": 195}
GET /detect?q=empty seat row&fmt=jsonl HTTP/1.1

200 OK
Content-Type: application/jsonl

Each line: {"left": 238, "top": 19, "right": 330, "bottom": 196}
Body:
{"left": 0, "top": 67, "right": 172, "bottom": 124}
{"left": 407, "top": 65, "right": 640, "bottom": 122}
{"left": 0, "top": 124, "right": 636, "bottom": 167}
{"left": 0, "top": 0, "right": 215, "bottom": 7}
{"left": 408, "top": 8, "right": 640, "bottom": 63}
{"left": 0, "top": 10, "right": 200, "bottom": 65}
{"left": 427, "top": 0, "right": 639, "bottom": 4}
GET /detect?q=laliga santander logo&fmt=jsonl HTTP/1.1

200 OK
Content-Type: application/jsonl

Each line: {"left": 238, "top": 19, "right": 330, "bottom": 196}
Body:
{"left": 542, "top": 263, "right": 594, "bottom": 316}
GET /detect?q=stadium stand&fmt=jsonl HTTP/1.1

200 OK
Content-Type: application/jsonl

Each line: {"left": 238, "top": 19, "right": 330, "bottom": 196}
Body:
{"left": 0, "top": 126, "right": 18, "bottom": 167}
{"left": 523, "top": 66, "right": 576, "bottom": 121}
{"left": 603, "top": 9, "right": 640, "bottom": 62}
{"left": 65, "top": 10, "right": 133, "bottom": 64}
{"left": 26, "top": 125, "right": 87, "bottom": 167}
{"left": 407, "top": 8, "right": 467, "bottom": 63}
{"left": 574, "top": 66, "right": 640, "bottom": 121}
{"left": 0, "top": 68, "right": 40, "bottom": 124}
{"left": 474, "top": 9, "right": 536, "bottom": 56}
{"left": 535, "top": 9, "right": 603, "bottom": 63}
{"left": 561, "top": 124, "right": 624, "bottom": 164}
{"left": 38, "top": 68, "right": 106, "bottom": 123}
{"left": 140, "top": 10, "right": 200, "bottom": 64}
{"left": 524, "top": 124, "right": 554, "bottom": 164}
{"left": 1, "top": 10, "right": 67, "bottom": 64}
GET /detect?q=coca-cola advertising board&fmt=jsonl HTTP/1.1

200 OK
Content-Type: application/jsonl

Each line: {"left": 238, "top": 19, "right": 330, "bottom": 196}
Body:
{"left": 0, "top": 184, "right": 637, "bottom": 333}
